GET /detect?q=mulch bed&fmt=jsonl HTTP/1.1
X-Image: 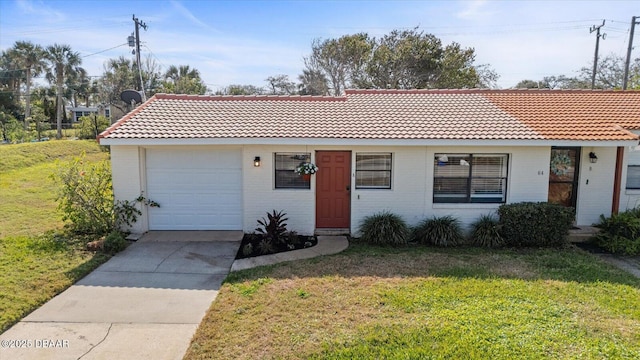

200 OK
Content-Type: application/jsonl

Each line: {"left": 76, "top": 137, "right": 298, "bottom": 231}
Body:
{"left": 574, "top": 241, "right": 610, "bottom": 254}
{"left": 235, "top": 234, "right": 317, "bottom": 259}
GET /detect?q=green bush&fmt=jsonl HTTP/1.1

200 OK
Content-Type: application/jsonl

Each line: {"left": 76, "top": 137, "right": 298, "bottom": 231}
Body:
{"left": 51, "top": 153, "right": 158, "bottom": 236}
{"left": 103, "top": 231, "right": 127, "bottom": 254}
{"left": 358, "top": 211, "right": 409, "bottom": 246}
{"left": 594, "top": 209, "right": 640, "bottom": 255}
{"left": 497, "top": 202, "right": 574, "bottom": 247}
{"left": 413, "top": 215, "right": 464, "bottom": 247}
{"left": 51, "top": 153, "right": 114, "bottom": 235}
{"left": 76, "top": 115, "right": 110, "bottom": 140}
{"left": 470, "top": 214, "right": 504, "bottom": 248}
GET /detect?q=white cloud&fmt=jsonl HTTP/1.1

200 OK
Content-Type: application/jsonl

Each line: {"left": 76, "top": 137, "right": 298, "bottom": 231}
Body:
{"left": 456, "top": 0, "right": 492, "bottom": 20}
{"left": 16, "top": 0, "right": 66, "bottom": 23}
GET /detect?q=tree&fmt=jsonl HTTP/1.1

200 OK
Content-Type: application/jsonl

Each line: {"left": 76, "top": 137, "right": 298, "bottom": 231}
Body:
{"left": 215, "top": 84, "right": 265, "bottom": 95}
{"left": 303, "top": 28, "right": 497, "bottom": 93}
{"left": 97, "top": 56, "right": 139, "bottom": 116}
{"left": 578, "top": 53, "right": 640, "bottom": 89}
{"left": 305, "top": 33, "right": 372, "bottom": 95}
{"left": 45, "top": 44, "right": 83, "bottom": 139}
{"left": 265, "top": 74, "right": 296, "bottom": 95}
{"left": 298, "top": 67, "right": 329, "bottom": 95}
{"left": 161, "top": 65, "right": 208, "bottom": 94}
{"left": 10, "top": 41, "right": 46, "bottom": 129}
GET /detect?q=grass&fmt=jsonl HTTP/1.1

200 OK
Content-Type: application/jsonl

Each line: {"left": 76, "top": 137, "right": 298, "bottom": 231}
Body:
{"left": 184, "top": 244, "right": 640, "bottom": 359}
{"left": 0, "top": 140, "right": 111, "bottom": 333}
{"left": 0, "top": 140, "right": 108, "bottom": 238}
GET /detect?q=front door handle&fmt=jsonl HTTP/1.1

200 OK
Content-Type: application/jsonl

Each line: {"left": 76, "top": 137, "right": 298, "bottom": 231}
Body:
{"left": 346, "top": 185, "right": 350, "bottom": 191}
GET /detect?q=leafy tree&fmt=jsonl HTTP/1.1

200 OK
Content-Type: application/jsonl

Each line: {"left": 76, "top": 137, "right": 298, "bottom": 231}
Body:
{"left": 97, "top": 56, "right": 139, "bottom": 116}
{"left": 298, "top": 66, "right": 329, "bottom": 95}
{"left": 215, "top": 84, "right": 265, "bottom": 95}
{"left": 513, "top": 54, "right": 637, "bottom": 90}
{"left": 0, "top": 49, "right": 23, "bottom": 120}
{"left": 303, "top": 28, "right": 496, "bottom": 93}
{"left": 305, "top": 33, "right": 372, "bottom": 95}
{"left": 514, "top": 79, "right": 545, "bottom": 89}
{"left": 578, "top": 53, "right": 640, "bottom": 89}
{"left": 76, "top": 114, "right": 110, "bottom": 139}
{"left": 9, "top": 41, "right": 46, "bottom": 129}
{"left": 161, "top": 64, "right": 208, "bottom": 94}
{"left": 265, "top": 74, "right": 296, "bottom": 95}
{"left": 45, "top": 44, "right": 83, "bottom": 139}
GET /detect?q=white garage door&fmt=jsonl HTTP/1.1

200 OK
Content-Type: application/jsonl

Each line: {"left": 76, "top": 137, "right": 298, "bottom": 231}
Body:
{"left": 146, "top": 148, "right": 242, "bottom": 230}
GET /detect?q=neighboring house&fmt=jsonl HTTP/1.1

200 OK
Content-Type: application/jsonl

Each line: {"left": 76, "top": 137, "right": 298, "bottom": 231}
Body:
{"left": 66, "top": 105, "right": 111, "bottom": 122}
{"left": 98, "top": 89, "right": 640, "bottom": 236}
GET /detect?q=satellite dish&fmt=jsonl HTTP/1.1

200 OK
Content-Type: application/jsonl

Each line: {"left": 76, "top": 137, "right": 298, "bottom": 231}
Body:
{"left": 120, "top": 90, "right": 143, "bottom": 105}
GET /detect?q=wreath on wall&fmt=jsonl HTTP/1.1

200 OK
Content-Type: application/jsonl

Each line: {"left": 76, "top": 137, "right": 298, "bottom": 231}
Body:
{"left": 550, "top": 152, "right": 572, "bottom": 176}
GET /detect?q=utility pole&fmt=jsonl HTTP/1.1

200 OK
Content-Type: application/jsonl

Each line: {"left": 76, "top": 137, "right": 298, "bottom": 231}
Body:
{"left": 623, "top": 16, "right": 639, "bottom": 90}
{"left": 132, "top": 14, "right": 148, "bottom": 100}
{"left": 590, "top": 20, "right": 606, "bottom": 90}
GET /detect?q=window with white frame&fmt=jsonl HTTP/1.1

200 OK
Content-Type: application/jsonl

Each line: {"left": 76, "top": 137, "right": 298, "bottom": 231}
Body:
{"left": 275, "top": 153, "right": 311, "bottom": 189}
{"left": 356, "top": 153, "right": 392, "bottom": 189}
{"left": 433, "top": 154, "right": 508, "bottom": 203}
{"left": 626, "top": 147, "right": 640, "bottom": 189}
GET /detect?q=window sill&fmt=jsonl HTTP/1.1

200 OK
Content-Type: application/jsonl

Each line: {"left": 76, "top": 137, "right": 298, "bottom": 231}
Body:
{"left": 432, "top": 203, "right": 501, "bottom": 209}
{"left": 624, "top": 189, "right": 640, "bottom": 195}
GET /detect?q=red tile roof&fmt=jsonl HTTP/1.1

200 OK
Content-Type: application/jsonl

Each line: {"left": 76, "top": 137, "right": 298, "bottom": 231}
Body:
{"left": 99, "top": 89, "right": 640, "bottom": 142}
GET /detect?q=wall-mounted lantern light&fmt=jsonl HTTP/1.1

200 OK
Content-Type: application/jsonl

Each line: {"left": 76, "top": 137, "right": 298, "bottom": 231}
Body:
{"left": 589, "top": 152, "right": 598, "bottom": 163}
{"left": 254, "top": 156, "right": 261, "bottom": 167}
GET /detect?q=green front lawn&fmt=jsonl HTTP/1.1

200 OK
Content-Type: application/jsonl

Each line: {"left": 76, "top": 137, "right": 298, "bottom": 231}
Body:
{"left": 0, "top": 140, "right": 110, "bottom": 333}
{"left": 185, "top": 245, "right": 640, "bottom": 359}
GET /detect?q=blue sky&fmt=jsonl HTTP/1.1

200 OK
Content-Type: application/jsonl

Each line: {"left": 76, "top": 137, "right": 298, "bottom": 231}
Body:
{"left": 1, "top": 0, "right": 638, "bottom": 91}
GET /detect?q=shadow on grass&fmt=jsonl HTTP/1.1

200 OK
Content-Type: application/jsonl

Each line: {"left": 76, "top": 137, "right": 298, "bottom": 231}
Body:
{"left": 225, "top": 242, "right": 640, "bottom": 288}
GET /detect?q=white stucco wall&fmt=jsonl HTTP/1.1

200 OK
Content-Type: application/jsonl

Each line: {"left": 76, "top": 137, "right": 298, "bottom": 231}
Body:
{"left": 575, "top": 147, "right": 616, "bottom": 225}
{"left": 111, "top": 143, "right": 622, "bottom": 235}
{"left": 243, "top": 145, "right": 316, "bottom": 235}
{"left": 110, "top": 145, "right": 146, "bottom": 233}
{"left": 619, "top": 145, "right": 640, "bottom": 211}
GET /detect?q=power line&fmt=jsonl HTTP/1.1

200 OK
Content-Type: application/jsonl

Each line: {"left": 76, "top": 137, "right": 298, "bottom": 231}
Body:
{"left": 81, "top": 43, "right": 128, "bottom": 58}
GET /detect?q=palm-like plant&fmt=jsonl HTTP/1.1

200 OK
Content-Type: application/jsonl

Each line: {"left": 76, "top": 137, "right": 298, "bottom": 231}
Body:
{"left": 45, "top": 44, "right": 83, "bottom": 139}
{"left": 162, "top": 65, "right": 207, "bottom": 94}
{"left": 9, "top": 41, "right": 46, "bottom": 129}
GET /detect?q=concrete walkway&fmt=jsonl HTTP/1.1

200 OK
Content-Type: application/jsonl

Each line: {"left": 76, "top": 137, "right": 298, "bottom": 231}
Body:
{"left": 0, "top": 232, "right": 350, "bottom": 360}
{"left": 0, "top": 231, "right": 242, "bottom": 360}
{"left": 231, "top": 235, "right": 350, "bottom": 271}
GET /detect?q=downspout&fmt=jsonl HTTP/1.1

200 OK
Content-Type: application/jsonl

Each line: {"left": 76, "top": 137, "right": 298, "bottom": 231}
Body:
{"left": 612, "top": 147, "right": 624, "bottom": 214}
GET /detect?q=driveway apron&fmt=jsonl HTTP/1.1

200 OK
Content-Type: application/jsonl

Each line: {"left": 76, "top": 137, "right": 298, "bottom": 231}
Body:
{"left": 0, "top": 231, "right": 242, "bottom": 360}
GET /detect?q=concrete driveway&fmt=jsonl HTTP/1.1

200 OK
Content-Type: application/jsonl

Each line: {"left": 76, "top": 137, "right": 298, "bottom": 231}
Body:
{"left": 0, "top": 231, "right": 242, "bottom": 360}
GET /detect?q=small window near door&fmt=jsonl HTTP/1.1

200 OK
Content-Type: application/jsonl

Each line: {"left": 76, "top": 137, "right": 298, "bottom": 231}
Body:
{"left": 275, "top": 153, "right": 311, "bottom": 189}
{"left": 626, "top": 148, "right": 640, "bottom": 189}
{"left": 434, "top": 153, "right": 508, "bottom": 203}
{"left": 355, "top": 153, "right": 392, "bottom": 189}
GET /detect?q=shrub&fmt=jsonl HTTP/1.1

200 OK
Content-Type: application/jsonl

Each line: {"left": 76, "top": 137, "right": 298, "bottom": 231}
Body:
{"left": 242, "top": 243, "right": 254, "bottom": 257}
{"left": 51, "top": 153, "right": 114, "bottom": 235}
{"left": 594, "top": 210, "right": 640, "bottom": 255}
{"left": 255, "top": 210, "right": 288, "bottom": 245}
{"left": 413, "top": 215, "right": 464, "bottom": 247}
{"left": 358, "top": 211, "right": 409, "bottom": 246}
{"left": 257, "top": 238, "right": 274, "bottom": 255}
{"left": 497, "top": 202, "right": 574, "bottom": 247}
{"left": 103, "top": 231, "right": 127, "bottom": 254}
{"left": 76, "top": 115, "right": 110, "bottom": 140}
{"left": 470, "top": 214, "right": 504, "bottom": 248}
{"left": 51, "top": 153, "right": 158, "bottom": 236}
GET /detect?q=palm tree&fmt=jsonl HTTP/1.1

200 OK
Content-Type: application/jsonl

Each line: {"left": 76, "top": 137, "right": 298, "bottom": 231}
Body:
{"left": 12, "top": 41, "right": 46, "bottom": 129}
{"left": 162, "top": 65, "right": 207, "bottom": 94}
{"left": 45, "top": 44, "right": 82, "bottom": 139}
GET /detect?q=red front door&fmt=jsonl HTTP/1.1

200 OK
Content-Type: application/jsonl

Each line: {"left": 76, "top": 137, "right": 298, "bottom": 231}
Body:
{"left": 316, "top": 151, "right": 351, "bottom": 228}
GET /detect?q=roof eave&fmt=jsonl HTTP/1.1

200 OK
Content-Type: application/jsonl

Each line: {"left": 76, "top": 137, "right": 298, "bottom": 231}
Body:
{"left": 98, "top": 137, "right": 640, "bottom": 147}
